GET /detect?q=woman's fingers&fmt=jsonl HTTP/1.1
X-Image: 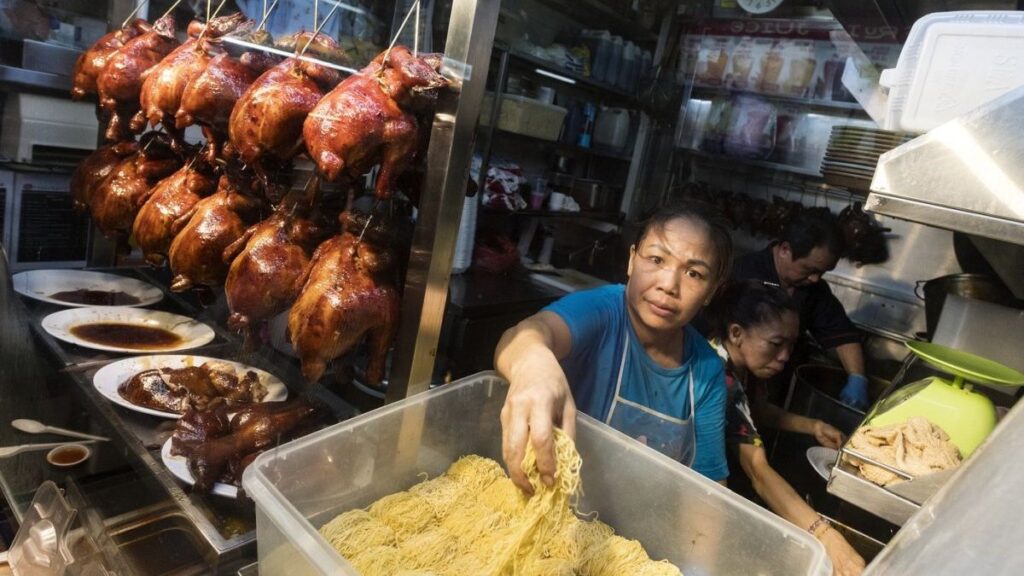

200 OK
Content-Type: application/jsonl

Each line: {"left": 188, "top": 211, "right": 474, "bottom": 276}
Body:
{"left": 502, "top": 399, "right": 534, "bottom": 495}
{"left": 530, "top": 402, "right": 558, "bottom": 488}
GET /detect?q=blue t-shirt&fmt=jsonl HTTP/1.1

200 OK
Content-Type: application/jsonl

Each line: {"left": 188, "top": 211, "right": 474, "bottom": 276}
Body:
{"left": 545, "top": 284, "right": 728, "bottom": 481}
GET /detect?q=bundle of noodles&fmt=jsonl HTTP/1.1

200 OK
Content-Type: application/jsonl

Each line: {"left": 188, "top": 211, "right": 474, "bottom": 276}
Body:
{"left": 348, "top": 545, "right": 401, "bottom": 575}
{"left": 319, "top": 509, "right": 396, "bottom": 558}
{"left": 316, "top": 430, "right": 682, "bottom": 576}
{"left": 368, "top": 492, "right": 437, "bottom": 540}
{"left": 407, "top": 475, "right": 466, "bottom": 520}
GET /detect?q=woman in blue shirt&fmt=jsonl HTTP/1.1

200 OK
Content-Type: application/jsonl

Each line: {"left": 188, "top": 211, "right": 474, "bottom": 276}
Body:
{"left": 495, "top": 203, "right": 733, "bottom": 492}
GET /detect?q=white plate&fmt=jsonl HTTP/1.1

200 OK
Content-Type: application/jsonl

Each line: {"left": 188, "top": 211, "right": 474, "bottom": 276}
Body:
{"left": 13, "top": 270, "right": 163, "bottom": 308}
{"left": 161, "top": 438, "right": 239, "bottom": 498}
{"left": 93, "top": 355, "right": 288, "bottom": 419}
{"left": 806, "top": 447, "right": 839, "bottom": 481}
{"left": 42, "top": 307, "right": 215, "bottom": 353}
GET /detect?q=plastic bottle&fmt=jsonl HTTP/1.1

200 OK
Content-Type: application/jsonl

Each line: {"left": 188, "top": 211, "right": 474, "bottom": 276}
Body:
{"left": 618, "top": 41, "right": 636, "bottom": 89}
{"left": 577, "top": 103, "right": 596, "bottom": 148}
{"left": 605, "top": 36, "right": 624, "bottom": 86}
{"left": 592, "top": 31, "right": 612, "bottom": 82}
{"left": 640, "top": 49, "right": 654, "bottom": 83}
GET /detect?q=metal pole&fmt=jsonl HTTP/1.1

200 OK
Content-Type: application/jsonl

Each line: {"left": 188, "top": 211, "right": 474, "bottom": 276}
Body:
{"left": 386, "top": 0, "right": 500, "bottom": 402}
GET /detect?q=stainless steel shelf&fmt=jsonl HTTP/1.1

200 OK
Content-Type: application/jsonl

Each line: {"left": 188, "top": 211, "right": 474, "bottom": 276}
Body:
{"left": 0, "top": 64, "right": 72, "bottom": 92}
{"left": 484, "top": 126, "right": 633, "bottom": 161}
{"left": 689, "top": 84, "right": 868, "bottom": 115}
{"left": 496, "top": 46, "right": 641, "bottom": 104}
{"left": 678, "top": 147, "right": 823, "bottom": 178}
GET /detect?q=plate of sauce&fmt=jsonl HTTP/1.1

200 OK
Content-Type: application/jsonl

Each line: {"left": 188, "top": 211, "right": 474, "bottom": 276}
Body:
{"left": 13, "top": 270, "right": 163, "bottom": 308}
{"left": 42, "top": 307, "right": 215, "bottom": 353}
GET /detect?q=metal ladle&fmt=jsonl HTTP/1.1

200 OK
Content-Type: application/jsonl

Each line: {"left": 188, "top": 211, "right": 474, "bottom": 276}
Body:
{"left": 12, "top": 419, "right": 109, "bottom": 442}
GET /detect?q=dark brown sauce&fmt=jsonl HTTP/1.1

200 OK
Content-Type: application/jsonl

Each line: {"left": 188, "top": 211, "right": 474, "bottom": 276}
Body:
{"left": 70, "top": 322, "right": 182, "bottom": 349}
{"left": 50, "top": 289, "right": 141, "bottom": 306}
{"left": 49, "top": 446, "right": 88, "bottom": 465}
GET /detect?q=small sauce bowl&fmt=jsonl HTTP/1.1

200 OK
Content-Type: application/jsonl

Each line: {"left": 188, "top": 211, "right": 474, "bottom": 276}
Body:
{"left": 46, "top": 444, "right": 91, "bottom": 468}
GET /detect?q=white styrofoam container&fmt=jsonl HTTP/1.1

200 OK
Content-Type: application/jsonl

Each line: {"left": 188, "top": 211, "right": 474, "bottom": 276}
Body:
{"left": 243, "top": 372, "right": 830, "bottom": 576}
{"left": 880, "top": 11, "right": 1024, "bottom": 133}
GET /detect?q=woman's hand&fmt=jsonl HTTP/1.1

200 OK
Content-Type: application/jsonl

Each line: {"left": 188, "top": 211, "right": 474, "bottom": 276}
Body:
{"left": 495, "top": 313, "right": 577, "bottom": 495}
{"left": 813, "top": 420, "right": 844, "bottom": 449}
{"left": 500, "top": 367, "right": 576, "bottom": 494}
{"left": 819, "top": 526, "right": 866, "bottom": 576}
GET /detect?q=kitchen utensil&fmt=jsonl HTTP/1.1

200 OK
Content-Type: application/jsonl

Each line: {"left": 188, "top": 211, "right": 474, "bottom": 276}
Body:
{"left": 93, "top": 355, "right": 288, "bottom": 419}
{"left": 915, "top": 273, "right": 1017, "bottom": 338}
{"left": 869, "top": 341, "right": 1023, "bottom": 457}
{"left": 886, "top": 468, "right": 957, "bottom": 503}
{"left": 807, "top": 446, "right": 839, "bottom": 481}
{"left": 570, "top": 178, "right": 616, "bottom": 212}
{"left": 12, "top": 419, "right": 109, "bottom": 442}
{"left": 0, "top": 442, "right": 93, "bottom": 458}
{"left": 787, "top": 364, "right": 889, "bottom": 435}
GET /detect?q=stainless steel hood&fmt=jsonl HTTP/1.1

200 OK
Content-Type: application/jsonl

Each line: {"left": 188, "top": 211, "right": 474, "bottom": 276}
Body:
{"left": 865, "top": 84, "right": 1024, "bottom": 247}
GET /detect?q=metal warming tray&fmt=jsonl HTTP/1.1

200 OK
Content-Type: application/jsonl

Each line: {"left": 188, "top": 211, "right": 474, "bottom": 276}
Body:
{"left": 244, "top": 372, "right": 830, "bottom": 576}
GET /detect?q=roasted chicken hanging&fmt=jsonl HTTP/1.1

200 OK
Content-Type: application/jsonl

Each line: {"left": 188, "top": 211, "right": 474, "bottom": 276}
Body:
{"left": 226, "top": 32, "right": 342, "bottom": 185}
{"left": 71, "top": 140, "right": 138, "bottom": 212}
{"left": 168, "top": 174, "right": 264, "bottom": 292}
{"left": 223, "top": 178, "right": 333, "bottom": 346}
{"left": 176, "top": 49, "right": 279, "bottom": 164}
{"left": 88, "top": 133, "right": 180, "bottom": 245}
{"left": 303, "top": 45, "right": 446, "bottom": 199}
{"left": 133, "top": 156, "right": 218, "bottom": 265}
{"left": 96, "top": 14, "right": 179, "bottom": 142}
{"left": 288, "top": 212, "right": 401, "bottom": 385}
{"left": 71, "top": 19, "right": 151, "bottom": 101}
{"left": 135, "top": 13, "right": 251, "bottom": 149}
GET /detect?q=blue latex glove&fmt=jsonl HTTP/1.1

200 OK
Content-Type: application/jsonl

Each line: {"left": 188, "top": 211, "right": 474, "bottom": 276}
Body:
{"left": 840, "top": 374, "right": 870, "bottom": 410}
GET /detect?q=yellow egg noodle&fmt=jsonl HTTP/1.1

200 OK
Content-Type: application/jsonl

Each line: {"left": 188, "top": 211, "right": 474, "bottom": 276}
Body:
{"left": 318, "top": 430, "right": 682, "bottom": 575}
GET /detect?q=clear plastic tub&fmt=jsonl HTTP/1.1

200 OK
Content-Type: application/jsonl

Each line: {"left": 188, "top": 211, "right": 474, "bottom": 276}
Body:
{"left": 243, "top": 372, "right": 830, "bottom": 575}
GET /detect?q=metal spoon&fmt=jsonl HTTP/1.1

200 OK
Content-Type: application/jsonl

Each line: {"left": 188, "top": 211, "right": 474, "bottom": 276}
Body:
{"left": 0, "top": 442, "right": 94, "bottom": 458}
{"left": 12, "top": 419, "right": 110, "bottom": 442}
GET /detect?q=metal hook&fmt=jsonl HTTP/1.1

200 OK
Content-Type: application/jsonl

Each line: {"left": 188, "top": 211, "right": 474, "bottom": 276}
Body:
{"left": 299, "top": 0, "right": 343, "bottom": 57}
{"left": 256, "top": 0, "right": 279, "bottom": 31}
{"left": 121, "top": 0, "right": 150, "bottom": 30}
{"left": 195, "top": 0, "right": 227, "bottom": 44}
{"left": 381, "top": 0, "right": 420, "bottom": 68}
{"left": 158, "top": 0, "right": 184, "bottom": 22}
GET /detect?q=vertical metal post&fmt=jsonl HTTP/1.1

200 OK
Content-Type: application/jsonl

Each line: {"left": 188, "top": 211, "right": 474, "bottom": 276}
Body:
{"left": 386, "top": 0, "right": 500, "bottom": 402}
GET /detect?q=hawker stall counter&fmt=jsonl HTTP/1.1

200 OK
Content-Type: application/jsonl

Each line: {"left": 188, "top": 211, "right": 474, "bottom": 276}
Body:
{"left": 0, "top": 255, "right": 359, "bottom": 574}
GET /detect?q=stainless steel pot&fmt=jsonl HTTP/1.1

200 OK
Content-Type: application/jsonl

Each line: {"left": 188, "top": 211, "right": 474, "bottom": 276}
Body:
{"left": 915, "top": 273, "right": 1016, "bottom": 338}
{"left": 571, "top": 179, "right": 616, "bottom": 212}
{"left": 787, "top": 364, "right": 889, "bottom": 435}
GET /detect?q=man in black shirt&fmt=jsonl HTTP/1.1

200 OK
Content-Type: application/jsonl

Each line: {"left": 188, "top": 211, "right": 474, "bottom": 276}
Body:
{"left": 732, "top": 210, "right": 869, "bottom": 409}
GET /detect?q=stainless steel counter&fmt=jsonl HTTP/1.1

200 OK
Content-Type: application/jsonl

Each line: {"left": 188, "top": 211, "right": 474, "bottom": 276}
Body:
{"left": 0, "top": 252, "right": 357, "bottom": 574}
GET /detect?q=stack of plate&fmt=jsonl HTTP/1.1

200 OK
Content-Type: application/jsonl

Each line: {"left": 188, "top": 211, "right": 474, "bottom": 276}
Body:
{"left": 822, "top": 126, "right": 913, "bottom": 191}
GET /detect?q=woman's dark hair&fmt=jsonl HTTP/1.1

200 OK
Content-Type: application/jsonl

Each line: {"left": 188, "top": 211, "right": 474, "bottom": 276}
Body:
{"left": 781, "top": 208, "right": 844, "bottom": 261}
{"left": 708, "top": 280, "right": 799, "bottom": 339}
{"left": 637, "top": 202, "right": 733, "bottom": 284}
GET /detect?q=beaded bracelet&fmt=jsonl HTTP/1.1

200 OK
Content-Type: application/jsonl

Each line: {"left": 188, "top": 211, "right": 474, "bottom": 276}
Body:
{"left": 807, "top": 516, "right": 830, "bottom": 537}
